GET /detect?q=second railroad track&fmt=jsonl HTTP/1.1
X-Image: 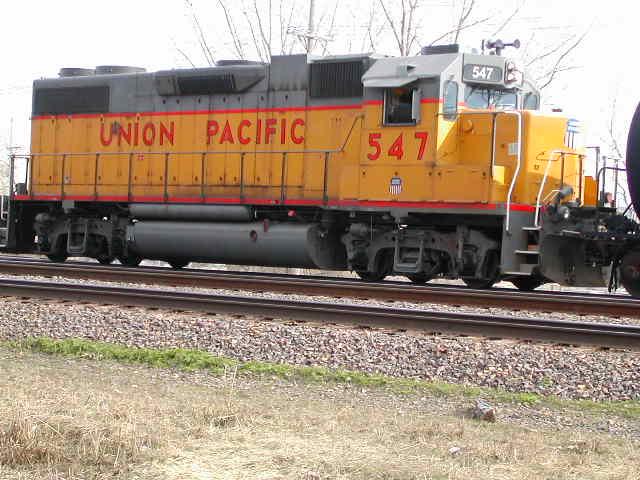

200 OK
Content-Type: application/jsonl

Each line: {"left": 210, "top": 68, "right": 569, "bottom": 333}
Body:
{"left": 0, "top": 257, "right": 638, "bottom": 318}
{"left": 0, "top": 277, "right": 639, "bottom": 349}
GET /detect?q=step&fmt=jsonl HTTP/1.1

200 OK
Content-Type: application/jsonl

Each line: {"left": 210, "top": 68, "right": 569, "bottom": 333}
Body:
{"left": 522, "top": 226, "right": 541, "bottom": 231}
{"left": 515, "top": 250, "right": 540, "bottom": 255}
{"left": 504, "top": 264, "right": 537, "bottom": 276}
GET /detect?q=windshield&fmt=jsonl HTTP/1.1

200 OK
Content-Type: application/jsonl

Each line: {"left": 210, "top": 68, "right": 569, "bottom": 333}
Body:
{"left": 465, "top": 86, "right": 517, "bottom": 110}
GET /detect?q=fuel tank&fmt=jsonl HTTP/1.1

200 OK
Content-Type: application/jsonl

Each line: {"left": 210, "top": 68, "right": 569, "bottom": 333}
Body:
{"left": 126, "top": 221, "right": 346, "bottom": 269}
{"left": 626, "top": 102, "right": 640, "bottom": 216}
{"left": 129, "top": 204, "right": 253, "bottom": 222}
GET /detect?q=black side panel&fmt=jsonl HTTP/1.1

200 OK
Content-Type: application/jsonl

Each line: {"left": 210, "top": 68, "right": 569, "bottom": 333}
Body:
{"left": 309, "top": 61, "right": 364, "bottom": 98}
{"left": 33, "top": 86, "right": 110, "bottom": 115}
{"left": 177, "top": 74, "right": 236, "bottom": 95}
{"left": 627, "top": 102, "right": 640, "bottom": 216}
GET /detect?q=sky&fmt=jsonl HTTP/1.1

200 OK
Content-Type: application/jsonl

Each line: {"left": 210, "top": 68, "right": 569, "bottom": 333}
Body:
{"left": 0, "top": 0, "right": 637, "bottom": 181}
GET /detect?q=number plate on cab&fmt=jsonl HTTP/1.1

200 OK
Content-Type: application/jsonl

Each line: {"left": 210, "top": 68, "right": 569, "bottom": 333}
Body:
{"left": 462, "top": 64, "right": 504, "bottom": 84}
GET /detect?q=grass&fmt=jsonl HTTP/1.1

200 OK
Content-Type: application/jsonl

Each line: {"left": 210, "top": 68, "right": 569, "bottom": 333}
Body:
{"left": 6, "top": 336, "right": 640, "bottom": 419}
{"left": 0, "top": 343, "right": 639, "bottom": 480}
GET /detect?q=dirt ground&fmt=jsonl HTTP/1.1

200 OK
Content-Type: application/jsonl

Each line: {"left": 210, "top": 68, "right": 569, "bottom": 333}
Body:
{"left": 0, "top": 348, "right": 638, "bottom": 480}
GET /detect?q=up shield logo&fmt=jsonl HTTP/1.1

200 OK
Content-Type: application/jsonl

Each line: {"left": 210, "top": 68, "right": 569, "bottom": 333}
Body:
{"left": 389, "top": 177, "right": 403, "bottom": 196}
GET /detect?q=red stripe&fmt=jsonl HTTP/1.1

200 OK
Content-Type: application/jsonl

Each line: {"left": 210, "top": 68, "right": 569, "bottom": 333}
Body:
{"left": 13, "top": 194, "right": 535, "bottom": 212}
{"left": 31, "top": 98, "right": 443, "bottom": 121}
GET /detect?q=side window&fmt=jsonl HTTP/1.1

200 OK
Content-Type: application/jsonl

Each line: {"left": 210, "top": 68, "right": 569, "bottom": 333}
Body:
{"left": 523, "top": 92, "right": 540, "bottom": 110}
{"left": 443, "top": 81, "right": 458, "bottom": 119}
{"left": 384, "top": 87, "right": 415, "bottom": 125}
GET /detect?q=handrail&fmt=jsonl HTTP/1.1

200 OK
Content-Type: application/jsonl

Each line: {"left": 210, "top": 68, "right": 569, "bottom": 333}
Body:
{"left": 503, "top": 111, "right": 522, "bottom": 234}
{"left": 11, "top": 148, "right": 342, "bottom": 204}
{"left": 11, "top": 112, "right": 364, "bottom": 204}
{"left": 534, "top": 150, "right": 585, "bottom": 227}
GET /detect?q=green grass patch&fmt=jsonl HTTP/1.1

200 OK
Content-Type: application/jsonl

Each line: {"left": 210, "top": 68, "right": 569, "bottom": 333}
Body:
{"left": 6, "top": 337, "right": 640, "bottom": 418}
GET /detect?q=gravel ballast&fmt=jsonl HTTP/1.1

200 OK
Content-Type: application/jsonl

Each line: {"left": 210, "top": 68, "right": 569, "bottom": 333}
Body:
{"left": 0, "top": 297, "right": 638, "bottom": 402}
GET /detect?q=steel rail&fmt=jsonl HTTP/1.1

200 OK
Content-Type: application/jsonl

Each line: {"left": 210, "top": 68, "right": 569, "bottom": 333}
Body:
{"left": 0, "top": 278, "right": 639, "bottom": 349}
{"left": 0, "top": 257, "right": 638, "bottom": 318}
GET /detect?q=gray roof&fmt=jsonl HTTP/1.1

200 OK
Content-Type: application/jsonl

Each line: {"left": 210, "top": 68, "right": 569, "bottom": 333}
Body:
{"left": 361, "top": 53, "right": 458, "bottom": 88}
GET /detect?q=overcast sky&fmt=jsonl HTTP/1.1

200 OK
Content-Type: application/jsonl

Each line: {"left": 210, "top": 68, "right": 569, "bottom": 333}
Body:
{"left": 1, "top": 0, "right": 637, "bottom": 175}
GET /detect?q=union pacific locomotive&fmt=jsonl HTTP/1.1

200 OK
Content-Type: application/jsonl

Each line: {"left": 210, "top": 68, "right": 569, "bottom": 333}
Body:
{"left": 5, "top": 41, "right": 640, "bottom": 296}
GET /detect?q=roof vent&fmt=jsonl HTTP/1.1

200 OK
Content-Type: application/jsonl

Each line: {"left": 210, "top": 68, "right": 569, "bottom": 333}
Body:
{"left": 420, "top": 44, "right": 460, "bottom": 55}
{"left": 214, "top": 60, "right": 265, "bottom": 66}
{"left": 95, "top": 65, "right": 146, "bottom": 75}
{"left": 58, "top": 68, "right": 95, "bottom": 78}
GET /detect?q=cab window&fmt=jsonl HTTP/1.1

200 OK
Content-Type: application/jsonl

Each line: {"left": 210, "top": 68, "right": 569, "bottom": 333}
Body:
{"left": 523, "top": 92, "right": 540, "bottom": 110}
{"left": 443, "top": 81, "right": 458, "bottom": 119}
{"left": 465, "top": 86, "right": 517, "bottom": 110}
{"left": 384, "top": 87, "right": 414, "bottom": 125}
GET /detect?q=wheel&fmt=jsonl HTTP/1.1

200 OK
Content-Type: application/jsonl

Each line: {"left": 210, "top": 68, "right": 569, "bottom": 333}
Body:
{"left": 463, "top": 250, "right": 500, "bottom": 290}
{"left": 117, "top": 255, "right": 142, "bottom": 267}
{"left": 355, "top": 251, "right": 393, "bottom": 282}
{"left": 168, "top": 259, "right": 189, "bottom": 269}
{"left": 620, "top": 250, "right": 640, "bottom": 297}
{"left": 406, "top": 273, "right": 432, "bottom": 284}
{"left": 463, "top": 278, "right": 496, "bottom": 289}
{"left": 511, "top": 277, "right": 543, "bottom": 291}
{"left": 46, "top": 253, "right": 68, "bottom": 263}
{"left": 97, "top": 255, "right": 114, "bottom": 265}
{"left": 356, "top": 270, "right": 387, "bottom": 282}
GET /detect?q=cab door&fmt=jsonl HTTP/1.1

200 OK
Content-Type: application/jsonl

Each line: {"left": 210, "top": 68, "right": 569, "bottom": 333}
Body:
{"left": 358, "top": 83, "right": 436, "bottom": 202}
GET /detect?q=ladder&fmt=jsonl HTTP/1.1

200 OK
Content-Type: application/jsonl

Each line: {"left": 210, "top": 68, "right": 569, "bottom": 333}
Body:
{"left": 503, "top": 225, "right": 541, "bottom": 277}
{"left": 0, "top": 195, "right": 10, "bottom": 247}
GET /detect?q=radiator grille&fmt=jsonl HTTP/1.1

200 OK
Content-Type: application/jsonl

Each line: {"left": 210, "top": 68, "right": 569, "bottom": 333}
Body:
{"left": 33, "top": 86, "right": 109, "bottom": 115}
{"left": 309, "top": 61, "right": 364, "bottom": 98}
{"left": 178, "top": 74, "right": 236, "bottom": 95}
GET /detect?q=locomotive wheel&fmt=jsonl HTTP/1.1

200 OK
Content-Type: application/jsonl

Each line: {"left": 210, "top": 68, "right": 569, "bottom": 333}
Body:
{"left": 97, "top": 255, "right": 114, "bottom": 265}
{"left": 356, "top": 251, "right": 393, "bottom": 282}
{"left": 463, "top": 250, "right": 500, "bottom": 290}
{"left": 118, "top": 255, "right": 142, "bottom": 267}
{"left": 356, "top": 270, "right": 387, "bottom": 282}
{"left": 406, "top": 273, "right": 432, "bottom": 284}
{"left": 46, "top": 253, "right": 68, "bottom": 263}
{"left": 168, "top": 259, "right": 190, "bottom": 269}
{"left": 463, "top": 278, "right": 496, "bottom": 289}
{"left": 620, "top": 250, "right": 640, "bottom": 298}
{"left": 511, "top": 277, "right": 543, "bottom": 291}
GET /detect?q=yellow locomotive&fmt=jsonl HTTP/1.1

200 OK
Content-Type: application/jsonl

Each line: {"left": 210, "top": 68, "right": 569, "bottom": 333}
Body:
{"left": 8, "top": 41, "right": 640, "bottom": 295}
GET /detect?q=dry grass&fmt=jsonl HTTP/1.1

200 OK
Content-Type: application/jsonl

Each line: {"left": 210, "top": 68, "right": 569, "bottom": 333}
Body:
{"left": 0, "top": 348, "right": 638, "bottom": 480}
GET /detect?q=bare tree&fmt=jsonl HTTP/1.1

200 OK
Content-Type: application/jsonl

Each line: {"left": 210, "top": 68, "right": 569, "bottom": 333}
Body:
{"left": 525, "top": 28, "right": 590, "bottom": 90}
{"left": 185, "top": 0, "right": 216, "bottom": 65}
{"left": 377, "top": 0, "right": 421, "bottom": 56}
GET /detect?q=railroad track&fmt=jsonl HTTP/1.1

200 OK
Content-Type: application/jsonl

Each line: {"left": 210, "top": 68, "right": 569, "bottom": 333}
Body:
{"left": 1, "top": 278, "right": 639, "bottom": 349}
{"left": 0, "top": 257, "right": 638, "bottom": 318}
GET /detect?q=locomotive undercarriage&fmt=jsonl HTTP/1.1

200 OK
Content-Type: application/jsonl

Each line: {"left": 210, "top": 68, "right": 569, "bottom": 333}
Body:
{"left": 341, "top": 219, "right": 501, "bottom": 286}
{"left": 27, "top": 203, "right": 504, "bottom": 287}
{"left": 24, "top": 198, "right": 640, "bottom": 296}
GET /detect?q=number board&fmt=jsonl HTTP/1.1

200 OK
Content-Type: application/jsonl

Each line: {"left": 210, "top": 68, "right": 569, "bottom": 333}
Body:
{"left": 462, "top": 64, "right": 504, "bottom": 84}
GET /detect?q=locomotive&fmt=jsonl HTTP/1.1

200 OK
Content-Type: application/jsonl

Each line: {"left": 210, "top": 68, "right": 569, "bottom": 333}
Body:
{"left": 4, "top": 41, "right": 640, "bottom": 296}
